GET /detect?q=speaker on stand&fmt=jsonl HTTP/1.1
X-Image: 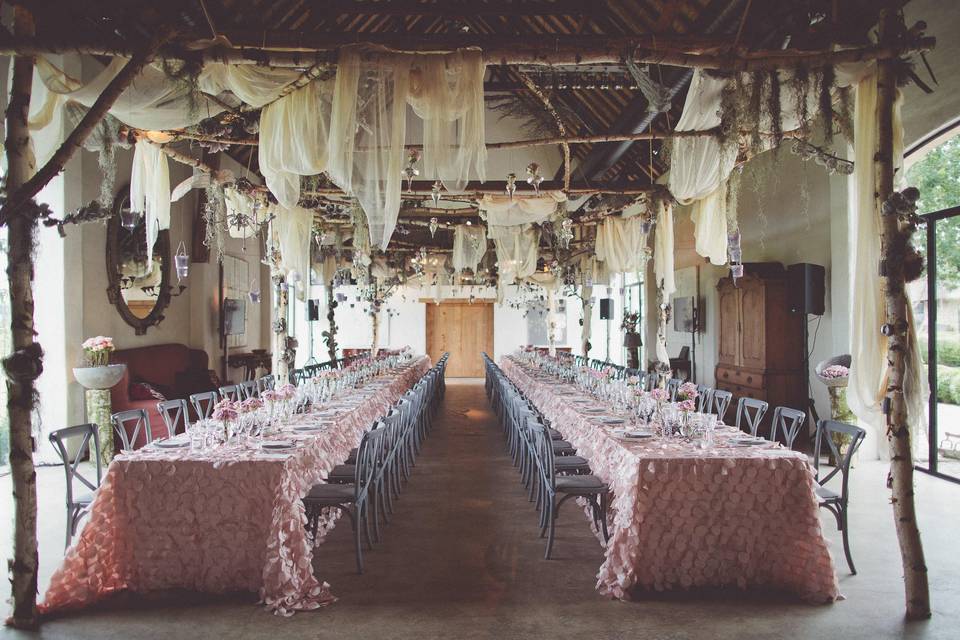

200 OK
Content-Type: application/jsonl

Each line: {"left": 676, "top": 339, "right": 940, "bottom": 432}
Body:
{"left": 788, "top": 263, "right": 825, "bottom": 445}
{"left": 599, "top": 298, "right": 613, "bottom": 361}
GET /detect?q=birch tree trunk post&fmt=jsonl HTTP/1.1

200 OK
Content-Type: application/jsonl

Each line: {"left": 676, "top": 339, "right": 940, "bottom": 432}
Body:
{"left": 370, "top": 309, "right": 380, "bottom": 357}
{"left": 325, "top": 284, "right": 338, "bottom": 363}
{"left": 272, "top": 270, "right": 290, "bottom": 383}
{"left": 876, "top": 8, "right": 931, "bottom": 621}
{"left": 3, "top": 6, "right": 39, "bottom": 629}
{"left": 581, "top": 284, "right": 593, "bottom": 358}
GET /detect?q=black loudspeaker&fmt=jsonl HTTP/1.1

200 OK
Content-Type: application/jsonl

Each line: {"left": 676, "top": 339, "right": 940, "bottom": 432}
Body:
{"left": 788, "top": 263, "right": 825, "bottom": 316}
{"left": 599, "top": 298, "right": 613, "bottom": 320}
{"left": 307, "top": 299, "right": 320, "bottom": 321}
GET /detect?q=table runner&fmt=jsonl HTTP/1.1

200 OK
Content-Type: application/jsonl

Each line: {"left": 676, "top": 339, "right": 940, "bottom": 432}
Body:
{"left": 40, "top": 357, "right": 430, "bottom": 616}
{"left": 501, "top": 357, "right": 840, "bottom": 603}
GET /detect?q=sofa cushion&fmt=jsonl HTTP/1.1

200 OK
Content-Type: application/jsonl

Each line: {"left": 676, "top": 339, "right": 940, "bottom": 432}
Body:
{"left": 129, "top": 382, "right": 166, "bottom": 401}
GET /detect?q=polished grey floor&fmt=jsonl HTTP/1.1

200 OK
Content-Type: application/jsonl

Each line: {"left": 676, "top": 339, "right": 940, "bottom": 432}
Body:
{"left": 1, "top": 380, "right": 958, "bottom": 639}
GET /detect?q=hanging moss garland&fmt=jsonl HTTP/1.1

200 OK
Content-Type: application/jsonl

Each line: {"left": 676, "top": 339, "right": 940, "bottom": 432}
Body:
{"left": 766, "top": 69, "right": 783, "bottom": 148}
{"left": 792, "top": 65, "right": 811, "bottom": 132}
{"left": 819, "top": 65, "right": 836, "bottom": 145}
{"left": 747, "top": 70, "right": 766, "bottom": 155}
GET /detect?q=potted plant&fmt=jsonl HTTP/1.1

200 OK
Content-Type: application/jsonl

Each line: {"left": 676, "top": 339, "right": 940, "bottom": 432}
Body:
{"left": 73, "top": 336, "right": 125, "bottom": 390}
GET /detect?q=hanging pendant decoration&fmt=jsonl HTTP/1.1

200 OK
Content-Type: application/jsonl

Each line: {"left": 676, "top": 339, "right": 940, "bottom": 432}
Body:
{"left": 120, "top": 204, "right": 140, "bottom": 230}
{"left": 174, "top": 241, "right": 190, "bottom": 281}
{"left": 430, "top": 180, "right": 443, "bottom": 207}
{"left": 556, "top": 217, "right": 574, "bottom": 250}
{"left": 248, "top": 279, "right": 262, "bottom": 304}
{"left": 505, "top": 173, "right": 517, "bottom": 200}
{"left": 403, "top": 148, "right": 421, "bottom": 191}
{"left": 526, "top": 162, "right": 543, "bottom": 196}
{"left": 727, "top": 228, "right": 744, "bottom": 282}
{"left": 429, "top": 216, "right": 439, "bottom": 237}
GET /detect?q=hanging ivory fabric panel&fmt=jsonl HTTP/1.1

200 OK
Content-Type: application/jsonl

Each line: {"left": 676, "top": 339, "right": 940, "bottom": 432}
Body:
{"left": 595, "top": 215, "right": 648, "bottom": 273}
{"left": 488, "top": 224, "right": 540, "bottom": 282}
{"left": 130, "top": 140, "right": 170, "bottom": 266}
{"left": 479, "top": 192, "right": 565, "bottom": 227}
{"left": 452, "top": 224, "right": 487, "bottom": 273}
{"left": 407, "top": 49, "right": 487, "bottom": 191}
{"left": 258, "top": 78, "right": 334, "bottom": 209}
{"left": 668, "top": 69, "right": 736, "bottom": 267}
{"left": 846, "top": 72, "right": 927, "bottom": 458}
{"left": 271, "top": 204, "right": 314, "bottom": 302}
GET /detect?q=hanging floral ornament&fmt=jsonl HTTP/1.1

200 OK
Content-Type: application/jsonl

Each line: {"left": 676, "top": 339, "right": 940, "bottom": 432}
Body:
{"left": 556, "top": 217, "right": 574, "bottom": 250}
{"left": 403, "top": 148, "right": 421, "bottom": 191}
{"left": 429, "top": 216, "right": 439, "bottom": 237}
{"left": 430, "top": 180, "right": 443, "bottom": 208}
{"left": 174, "top": 241, "right": 190, "bottom": 281}
{"left": 526, "top": 162, "right": 543, "bottom": 196}
{"left": 505, "top": 173, "right": 517, "bottom": 200}
{"left": 248, "top": 279, "right": 262, "bottom": 304}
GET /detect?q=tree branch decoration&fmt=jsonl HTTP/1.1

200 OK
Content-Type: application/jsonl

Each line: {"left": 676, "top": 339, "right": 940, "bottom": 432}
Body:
{"left": 322, "top": 284, "right": 339, "bottom": 362}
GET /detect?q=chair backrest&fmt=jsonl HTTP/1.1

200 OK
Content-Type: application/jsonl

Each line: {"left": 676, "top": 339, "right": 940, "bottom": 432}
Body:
{"left": 48, "top": 424, "right": 102, "bottom": 507}
{"left": 353, "top": 424, "right": 386, "bottom": 499}
{"left": 219, "top": 384, "right": 242, "bottom": 402}
{"left": 240, "top": 380, "right": 259, "bottom": 399}
{"left": 532, "top": 418, "right": 556, "bottom": 488}
{"left": 666, "top": 378, "right": 681, "bottom": 401}
{"left": 696, "top": 386, "right": 714, "bottom": 413}
{"left": 735, "top": 397, "right": 769, "bottom": 436}
{"left": 712, "top": 389, "right": 733, "bottom": 421}
{"left": 111, "top": 408, "right": 152, "bottom": 451}
{"left": 255, "top": 375, "right": 273, "bottom": 394}
{"left": 190, "top": 390, "right": 219, "bottom": 420}
{"left": 156, "top": 399, "right": 190, "bottom": 438}
{"left": 771, "top": 406, "right": 807, "bottom": 448}
{"left": 814, "top": 420, "right": 867, "bottom": 501}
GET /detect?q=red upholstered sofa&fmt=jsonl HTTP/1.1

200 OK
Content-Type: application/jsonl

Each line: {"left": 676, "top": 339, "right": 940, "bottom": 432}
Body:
{"left": 109, "top": 344, "right": 219, "bottom": 450}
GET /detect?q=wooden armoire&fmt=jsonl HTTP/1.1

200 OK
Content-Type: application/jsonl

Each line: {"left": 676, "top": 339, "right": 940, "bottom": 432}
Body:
{"left": 715, "top": 263, "right": 806, "bottom": 431}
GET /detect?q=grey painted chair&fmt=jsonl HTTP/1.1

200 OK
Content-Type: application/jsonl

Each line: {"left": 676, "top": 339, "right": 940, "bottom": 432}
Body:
{"left": 111, "top": 408, "right": 153, "bottom": 452}
{"left": 240, "top": 380, "right": 259, "bottom": 399}
{"left": 735, "top": 397, "right": 769, "bottom": 436}
{"left": 190, "top": 391, "right": 218, "bottom": 420}
{"left": 156, "top": 398, "right": 190, "bottom": 439}
{"left": 712, "top": 389, "right": 733, "bottom": 422}
{"left": 770, "top": 406, "right": 807, "bottom": 448}
{"left": 256, "top": 375, "right": 274, "bottom": 395}
{"left": 219, "top": 384, "right": 243, "bottom": 402}
{"left": 814, "top": 419, "right": 867, "bottom": 574}
{"left": 696, "top": 386, "right": 715, "bottom": 414}
{"left": 666, "top": 378, "right": 681, "bottom": 401}
{"left": 48, "top": 424, "right": 102, "bottom": 549}
{"left": 534, "top": 421, "right": 608, "bottom": 559}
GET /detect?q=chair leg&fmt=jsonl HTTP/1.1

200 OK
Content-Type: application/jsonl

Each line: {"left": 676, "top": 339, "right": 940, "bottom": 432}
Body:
{"left": 840, "top": 506, "right": 856, "bottom": 575}
{"left": 545, "top": 498, "right": 557, "bottom": 559}
{"left": 65, "top": 506, "right": 74, "bottom": 549}
{"left": 362, "top": 502, "right": 374, "bottom": 551}
{"left": 353, "top": 508, "right": 364, "bottom": 574}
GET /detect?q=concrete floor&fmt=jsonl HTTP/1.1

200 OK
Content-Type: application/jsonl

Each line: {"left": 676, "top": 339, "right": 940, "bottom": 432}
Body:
{"left": 1, "top": 379, "right": 958, "bottom": 639}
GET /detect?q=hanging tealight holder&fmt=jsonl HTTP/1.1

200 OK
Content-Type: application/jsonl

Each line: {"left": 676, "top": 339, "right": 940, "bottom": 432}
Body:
{"left": 121, "top": 205, "right": 140, "bottom": 230}
{"left": 248, "top": 279, "right": 261, "bottom": 304}
{"left": 174, "top": 241, "right": 190, "bottom": 281}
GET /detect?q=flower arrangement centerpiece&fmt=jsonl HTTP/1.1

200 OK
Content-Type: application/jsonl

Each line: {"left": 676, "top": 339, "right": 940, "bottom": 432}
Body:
{"left": 676, "top": 382, "right": 699, "bottom": 413}
{"left": 82, "top": 335, "right": 115, "bottom": 367}
{"left": 212, "top": 398, "right": 239, "bottom": 442}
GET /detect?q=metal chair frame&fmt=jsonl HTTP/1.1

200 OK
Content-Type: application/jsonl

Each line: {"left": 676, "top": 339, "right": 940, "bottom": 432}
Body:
{"left": 48, "top": 424, "right": 102, "bottom": 548}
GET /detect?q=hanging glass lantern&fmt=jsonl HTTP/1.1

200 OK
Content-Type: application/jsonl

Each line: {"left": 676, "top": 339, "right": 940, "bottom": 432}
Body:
{"left": 526, "top": 162, "right": 543, "bottom": 196}
{"left": 174, "top": 241, "right": 190, "bottom": 281}
{"left": 505, "top": 173, "right": 517, "bottom": 200}
{"left": 431, "top": 180, "right": 443, "bottom": 207}
{"left": 429, "top": 216, "right": 439, "bottom": 237}
{"left": 403, "top": 148, "right": 421, "bottom": 191}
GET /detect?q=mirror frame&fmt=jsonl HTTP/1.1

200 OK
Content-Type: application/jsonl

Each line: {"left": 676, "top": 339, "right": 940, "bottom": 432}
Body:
{"left": 105, "top": 185, "right": 174, "bottom": 336}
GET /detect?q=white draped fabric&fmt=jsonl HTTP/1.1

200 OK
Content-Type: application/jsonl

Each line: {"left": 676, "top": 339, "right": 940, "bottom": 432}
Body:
{"left": 479, "top": 192, "right": 565, "bottom": 227}
{"left": 653, "top": 201, "right": 675, "bottom": 365}
{"left": 258, "top": 78, "right": 334, "bottom": 209}
{"left": 595, "top": 215, "right": 648, "bottom": 273}
{"left": 688, "top": 180, "right": 729, "bottom": 266}
{"left": 488, "top": 224, "right": 540, "bottom": 282}
{"left": 407, "top": 49, "right": 487, "bottom": 191}
{"left": 130, "top": 141, "right": 170, "bottom": 266}
{"left": 452, "top": 224, "right": 487, "bottom": 273}
{"left": 271, "top": 204, "right": 314, "bottom": 301}
{"left": 846, "top": 72, "right": 928, "bottom": 457}
{"left": 197, "top": 64, "right": 304, "bottom": 107}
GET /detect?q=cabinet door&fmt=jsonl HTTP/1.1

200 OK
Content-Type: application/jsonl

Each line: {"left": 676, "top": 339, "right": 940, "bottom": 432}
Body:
{"left": 740, "top": 281, "right": 766, "bottom": 369}
{"left": 717, "top": 284, "right": 740, "bottom": 366}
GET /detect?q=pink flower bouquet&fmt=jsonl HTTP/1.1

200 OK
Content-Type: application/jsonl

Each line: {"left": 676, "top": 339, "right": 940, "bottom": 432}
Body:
{"left": 650, "top": 388, "right": 669, "bottom": 403}
{"left": 676, "top": 382, "right": 699, "bottom": 402}
{"left": 81, "top": 335, "right": 115, "bottom": 367}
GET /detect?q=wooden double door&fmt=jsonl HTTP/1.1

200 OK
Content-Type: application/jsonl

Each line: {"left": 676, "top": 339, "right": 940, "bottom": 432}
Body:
{"left": 425, "top": 301, "right": 494, "bottom": 377}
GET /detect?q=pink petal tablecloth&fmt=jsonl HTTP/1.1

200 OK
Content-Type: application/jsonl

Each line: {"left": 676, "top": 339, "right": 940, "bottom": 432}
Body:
{"left": 40, "top": 357, "right": 430, "bottom": 617}
{"left": 501, "top": 357, "right": 840, "bottom": 604}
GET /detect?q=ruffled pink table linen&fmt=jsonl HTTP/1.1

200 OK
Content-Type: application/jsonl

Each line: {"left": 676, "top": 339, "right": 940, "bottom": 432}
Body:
{"left": 40, "top": 357, "right": 431, "bottom": 617}
{"left": 501, "top": 358, "right": 840, "bottom": 604}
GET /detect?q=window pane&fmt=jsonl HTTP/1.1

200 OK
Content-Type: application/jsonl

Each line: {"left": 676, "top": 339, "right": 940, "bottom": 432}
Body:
{"left": 906, "top": 135, "right": 960, "bottom": 215}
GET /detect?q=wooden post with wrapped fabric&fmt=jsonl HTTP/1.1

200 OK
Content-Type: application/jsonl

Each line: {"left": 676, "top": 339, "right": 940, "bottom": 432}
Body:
{"left": 876, "top": 7, "right": 930, "bottom": 621}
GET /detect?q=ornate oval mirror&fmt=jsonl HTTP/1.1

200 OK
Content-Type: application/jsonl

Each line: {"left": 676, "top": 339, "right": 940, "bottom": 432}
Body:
{"left": 105, "top": 185, "right": 174, "bottom": 335}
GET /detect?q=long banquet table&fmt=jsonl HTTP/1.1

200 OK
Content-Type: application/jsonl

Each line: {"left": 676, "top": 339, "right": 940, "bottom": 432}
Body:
{"left": 40, "top": 356, "right": 430, "bottom": 616}
{"left": 501, "top": 357, "right": 840, "bottom": 603}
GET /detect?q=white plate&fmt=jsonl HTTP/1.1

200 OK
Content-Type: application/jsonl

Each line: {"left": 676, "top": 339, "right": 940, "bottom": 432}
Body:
{"left": 601, "top": 418, "right": 626, "bottom": 425}
{"left": 621, "top": 431, "right": 654, "bottom": 439}
{"left": 261, "top": 440, "right": 296, "bottom": 449}
{"left": 154, "top": 439, "right": 189, "bottom": 449}
{"left": 733, "top": 438, "right": 768, "bottom": 446}
{"left": 293, "top": 425, "right": 325, "bottom": 433}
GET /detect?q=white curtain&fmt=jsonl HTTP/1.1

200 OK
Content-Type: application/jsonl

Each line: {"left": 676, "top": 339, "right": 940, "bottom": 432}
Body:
{"left": 407, "top": 49, "right": 486, "bottom": 191}
{"left": 258, "top": 78, "right": 334, "bottom": 208}
{"left": 197, "top": 64, "right": 304, "bottom": 107}
{"left": 689, "top": 180, "right": 729, "bottom": 266}
{"left": 271, "top": 204, "right": 314, "bottom": 302}
{"left": 488, "top": 224, "right": 539, "bottom": 282}
{"left": 452, "top": 224, "right": 487, "bottom": 273}
{"left": 847, "top": 72, "right": 928, "bottom": 458}
{"left": 130, "top": 140, "right": 170, "bottom": 265}
{"left": 479, "top": 192, "right": 565, "bottom": 227}
{"left": 595, "top": 215, "right": 647, "bottom": 273}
